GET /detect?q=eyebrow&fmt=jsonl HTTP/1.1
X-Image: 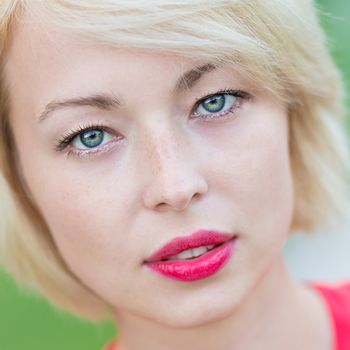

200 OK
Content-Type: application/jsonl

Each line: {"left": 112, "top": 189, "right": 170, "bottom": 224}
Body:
{"left": 38, "top": 63, "right": 216, "bottom": 123}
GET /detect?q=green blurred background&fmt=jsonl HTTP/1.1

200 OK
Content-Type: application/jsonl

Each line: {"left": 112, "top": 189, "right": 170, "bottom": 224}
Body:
{"left": 0, "top": 1, "right": 349, "bottom": 349}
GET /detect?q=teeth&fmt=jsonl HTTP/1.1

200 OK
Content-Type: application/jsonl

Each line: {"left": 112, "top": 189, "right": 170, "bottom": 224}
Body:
{"left": 165, "top": 245, "right": 216, "bottom": 261}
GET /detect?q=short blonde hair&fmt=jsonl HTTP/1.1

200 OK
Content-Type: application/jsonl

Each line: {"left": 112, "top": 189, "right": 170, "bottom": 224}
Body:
{"left": 0, "top": 0, "right": 349, "bottom": 320}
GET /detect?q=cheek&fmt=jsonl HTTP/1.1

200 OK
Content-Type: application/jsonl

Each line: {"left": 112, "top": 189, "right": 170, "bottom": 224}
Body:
{"left": 19, "top": 151, "right": 132, "bottom": 270}
{"left": 238, "top": 142, "right": 293, "bottom": 234}
{"left": 214, "top": 111, "right": 294, "bottom": 242}
{"left": 26, "top": 168, "right": 140, "bottom": 292}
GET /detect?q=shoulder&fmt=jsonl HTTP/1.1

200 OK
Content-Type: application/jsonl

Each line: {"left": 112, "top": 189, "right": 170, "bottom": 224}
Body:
{"left": 311, "top": 281, "right": 350, "bottom": 350}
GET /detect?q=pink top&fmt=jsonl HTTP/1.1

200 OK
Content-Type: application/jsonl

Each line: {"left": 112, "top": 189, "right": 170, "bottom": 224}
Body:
{"left": 312, "top": 282, "right": 350, "bottom": 350}
{"left": 104, "top": 282, "right": 350, "bottom": 350}
{"left": 104, "top": 342, "right": 118, "bottom": 350}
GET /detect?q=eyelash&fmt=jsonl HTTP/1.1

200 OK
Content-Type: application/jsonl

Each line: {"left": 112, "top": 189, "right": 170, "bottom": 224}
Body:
{"left": 56, "top": 121, "right": 106, "bottom": 151}
{"left": 55, "top": 89, "right": 251, "bottom": 158}
{"left": 192, "top": 88, "right": 250, "bottom": 119}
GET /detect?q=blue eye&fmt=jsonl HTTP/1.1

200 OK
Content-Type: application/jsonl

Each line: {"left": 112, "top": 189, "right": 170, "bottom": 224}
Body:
{"left": 73, "top": 129, "right": 113, "bottom": 150}
{"left": 195, "top": 93, "right": 237, "bottom": 118}
{"left": 80, "top": 129, "right": 103, "bottom": 148}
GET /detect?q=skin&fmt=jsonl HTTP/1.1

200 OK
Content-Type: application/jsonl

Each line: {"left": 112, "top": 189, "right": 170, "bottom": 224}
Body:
{"left": 5, "top": 11, "right": 332, "bottom": 350}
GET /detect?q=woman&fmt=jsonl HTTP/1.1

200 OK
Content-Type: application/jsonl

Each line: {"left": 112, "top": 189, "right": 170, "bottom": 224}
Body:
{"left": 0, "top": 1, "right": 349, "bottom": 349}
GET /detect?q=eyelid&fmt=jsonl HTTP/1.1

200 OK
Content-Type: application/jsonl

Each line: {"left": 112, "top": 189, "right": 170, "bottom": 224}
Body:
{"left": 194, "top": 89, "right": 251, "bottom": 103}
{"left": 54, "top": 122, "right": 118, "bottom": 152}
{"left": 67, "top": 138, "right": 120, "bottom": 160}
{"left": 191, "top": 89, "right": 251, "bottom": 118}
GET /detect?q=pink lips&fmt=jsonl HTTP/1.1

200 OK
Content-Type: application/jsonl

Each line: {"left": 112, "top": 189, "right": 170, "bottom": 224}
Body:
{"left": 144, "top": 230, "right": 237, "bottom": 282}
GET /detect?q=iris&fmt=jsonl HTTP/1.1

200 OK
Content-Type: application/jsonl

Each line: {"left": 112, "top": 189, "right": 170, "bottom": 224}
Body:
{"left": 201, "top": 95, "right": 226, "bottom": 113}
{"left": 80, "top": 130, "right": 104, "bottom": 148}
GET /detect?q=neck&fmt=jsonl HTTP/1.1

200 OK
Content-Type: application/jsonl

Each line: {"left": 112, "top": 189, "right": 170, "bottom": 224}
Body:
{"left": 113, "top": 256, "right": 331, "bottom": 350}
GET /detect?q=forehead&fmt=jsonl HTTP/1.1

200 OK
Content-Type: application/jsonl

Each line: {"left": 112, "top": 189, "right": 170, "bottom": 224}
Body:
{"left": 4, "top": 0, "right": 293, "bottom": 108}
{"left": 5, "top": 7, "right": 219, "bottom": 86}
{"left": 3, "top": 6, "right": 271, "bottom": 128}
{"left": 5, "top": 11, "right": 209, "bottom": 123}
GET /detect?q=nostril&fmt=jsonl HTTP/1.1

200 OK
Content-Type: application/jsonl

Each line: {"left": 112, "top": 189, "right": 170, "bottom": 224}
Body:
{"left": 193, "top": 192, "right": 202, "bottom": 200}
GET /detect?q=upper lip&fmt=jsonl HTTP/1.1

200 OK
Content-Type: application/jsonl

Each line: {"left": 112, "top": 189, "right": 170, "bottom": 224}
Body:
{"left": 144, "top": 229, "right": 235, "bottom": 263}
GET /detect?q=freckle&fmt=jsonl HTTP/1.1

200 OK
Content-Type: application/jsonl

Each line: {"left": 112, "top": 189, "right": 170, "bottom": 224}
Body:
{"left": 144, "top": 134, "right": 177, "bottom": 172}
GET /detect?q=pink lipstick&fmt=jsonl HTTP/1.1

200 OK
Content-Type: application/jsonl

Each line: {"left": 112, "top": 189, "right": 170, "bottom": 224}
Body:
{"left": 144, "top": 230, "right": 237, "bottom": 282}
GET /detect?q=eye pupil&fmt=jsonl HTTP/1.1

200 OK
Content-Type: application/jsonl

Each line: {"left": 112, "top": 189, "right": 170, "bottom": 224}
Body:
{"left": 80, "top": 129, "right": 104, "bottom": 148}
{"left": 202, "top": 95, "right": 225, "bottom": 113}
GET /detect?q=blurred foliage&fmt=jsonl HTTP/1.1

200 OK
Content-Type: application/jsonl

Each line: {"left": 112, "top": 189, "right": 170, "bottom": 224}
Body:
{"left": 0, "top": 1, "right": 349, "bottom": 349}
{"left": 318, "top": 0, "right": 350, "bottom": 131}
{"left": 0, "top": 269, "right": 116, "bottom": 350}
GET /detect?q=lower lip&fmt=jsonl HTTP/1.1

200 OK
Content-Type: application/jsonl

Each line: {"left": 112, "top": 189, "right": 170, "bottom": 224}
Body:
{"left": 144, "top": 238, "right": 236, "bottom": 282}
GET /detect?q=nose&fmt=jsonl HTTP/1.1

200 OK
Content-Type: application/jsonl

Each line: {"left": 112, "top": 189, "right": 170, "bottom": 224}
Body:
{"left": 141, "top": 132, "right": 208, "bottom": 212}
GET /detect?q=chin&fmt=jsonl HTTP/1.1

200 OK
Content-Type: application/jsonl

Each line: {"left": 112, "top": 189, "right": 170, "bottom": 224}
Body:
{"left": 147, "top": 295, "right": 242, "bottom": 330}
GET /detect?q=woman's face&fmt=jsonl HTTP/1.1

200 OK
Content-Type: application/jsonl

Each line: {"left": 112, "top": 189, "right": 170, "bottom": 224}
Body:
{"left": 5, "top": 16, "right": 294, "bottom": 327}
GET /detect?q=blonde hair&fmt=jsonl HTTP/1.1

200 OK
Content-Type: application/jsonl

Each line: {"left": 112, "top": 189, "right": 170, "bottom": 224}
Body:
{"left": 0, "top": 0, "right": 349, "bottom": 320}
